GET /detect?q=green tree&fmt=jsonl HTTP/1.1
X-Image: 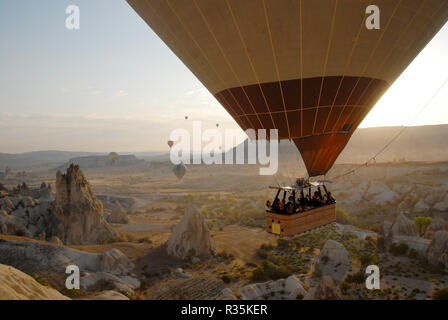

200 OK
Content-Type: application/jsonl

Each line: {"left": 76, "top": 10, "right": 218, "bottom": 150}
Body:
{"left": 336, "top": 208, "right": 351, "bottom": 224}
{"left": 414, "top": 216, "right": 432, "bottom": 236}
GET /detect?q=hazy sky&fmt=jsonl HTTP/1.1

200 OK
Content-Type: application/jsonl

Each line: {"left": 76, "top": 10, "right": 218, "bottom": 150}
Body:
{"left": 0, "top": 0, "right": 447, "bottom": 153}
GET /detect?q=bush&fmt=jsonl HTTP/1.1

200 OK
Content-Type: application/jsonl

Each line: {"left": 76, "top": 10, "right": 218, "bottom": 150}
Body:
{"left": 32, "top": 274, "right": 48, "bottom": 287}
{"left": 359, "top": 253, "right": 378, "bottom": 266}
{"left": 60, "top": 288, "right": 86, "bottom": 299}
{"left": 221, "top": 274, "right": 232, "bottom": 284}
{"left": 432, "top": 288, "right": 448, "bottom": 300}
{"left": 336, "top": 208, "right": 351, "bottom": 224}
{"left": 389, "top": 243, "right": 408, "bottom": 256}
{"left": 340, "top": 281, "right": 350, "bottom": 295}
{"left": 277, "top": 238, "right": 291, "bottom": 248}
{"left": 345, "top": 272, "right": 365, "bottom": 284}
{"left": 217, "top": 250, "right": 235, "bottom": 262}
{"left": 251, "top": 261, "right": 291, "bottom": 281}
{"left": 414, "top": 216, "right": 432, "bottom": 236}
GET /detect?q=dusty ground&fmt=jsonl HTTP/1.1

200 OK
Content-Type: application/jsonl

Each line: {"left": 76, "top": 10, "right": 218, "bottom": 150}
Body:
{"left": 3, "top": 159, "right": 448, "bottom": 299}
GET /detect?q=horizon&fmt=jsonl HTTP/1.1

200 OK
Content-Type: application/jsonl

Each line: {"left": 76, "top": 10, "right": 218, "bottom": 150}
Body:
{"left": 1, "top": 123, "right": 447, "bottom": 155}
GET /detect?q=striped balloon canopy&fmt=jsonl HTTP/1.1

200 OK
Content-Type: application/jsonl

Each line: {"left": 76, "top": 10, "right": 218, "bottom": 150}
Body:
{"left": 127, "top": 0, "right": 448, "bottom": 176}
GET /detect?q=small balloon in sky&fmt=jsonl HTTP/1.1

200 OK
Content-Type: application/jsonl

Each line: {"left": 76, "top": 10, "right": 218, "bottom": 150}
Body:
{"left": 108, "top": 152, "right": 119, "bottom": 164}
{"left": 172, "top": 162, "right": 186, "bottom": 180}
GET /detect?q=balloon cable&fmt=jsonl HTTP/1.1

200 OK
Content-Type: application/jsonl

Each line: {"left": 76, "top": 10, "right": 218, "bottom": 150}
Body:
{"left": 332, "top": 77, "right": 448, "bottom": 181}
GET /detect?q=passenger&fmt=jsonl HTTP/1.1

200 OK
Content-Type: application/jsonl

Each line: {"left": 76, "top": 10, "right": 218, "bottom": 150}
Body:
{"left": 311, "top": 191, "right": 320, "bottom": 207}
{"left": 266, "top": 200, "right": 272, "bottom": 211}
{"left": 306, "top": 194, "right": 312, "bottom": 207}
{"left": 287, "top": 195, "right": 294, "bottom": 204}
{"left": 299, "top": 191, "right": 306, "bottom": 206}
{"left": 286, "top": 202, "right": 294, "bottom": 214}
{"left": 295, "top": 202, "right": 303, "bottom": 213}
{"left": 327, "top": 192, "right": 336, "bottom": 204}
{"left": 272, "top": 199, "right": 280, "bottom": 212}
{"left": 280, "top": 199, "right": 286, "bottom": 212}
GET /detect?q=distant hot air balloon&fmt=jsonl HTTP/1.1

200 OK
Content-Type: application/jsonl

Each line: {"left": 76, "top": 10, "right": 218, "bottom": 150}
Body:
{"left": 185, "top": 116, "right": 188, "bottom": 120}
{"left": 168, "top": 140, "right": 174, "bottom": 148}
{"left": 172, "top": 162, "right": 186, "bottom": 180}
{"left": 216, "top": 123, "right": 219, "bottom": 128}
{"left": 128, "top": 0, "right": 448, "bottom": 177}
{"left": 108, "top": 152, "right": 119, "bottom": 163}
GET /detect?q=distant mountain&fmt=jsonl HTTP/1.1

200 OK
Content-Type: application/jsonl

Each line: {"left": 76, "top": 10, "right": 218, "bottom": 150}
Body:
{"left": 0, "top": 151, "right": 100, "bottom": 169}
{"left": 1, "top": 125, "right": 447, "bottom": 170}
{"left": 226, "top": 124, "right": 448, "bottom": 165}
{"left": 57, "top": 154, "right": 143, "bottom": 170}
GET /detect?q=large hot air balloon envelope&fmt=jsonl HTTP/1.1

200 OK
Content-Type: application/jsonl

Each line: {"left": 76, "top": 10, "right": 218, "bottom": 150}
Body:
{"left": 128, "top": 0, "right": 448, "bottom": 176}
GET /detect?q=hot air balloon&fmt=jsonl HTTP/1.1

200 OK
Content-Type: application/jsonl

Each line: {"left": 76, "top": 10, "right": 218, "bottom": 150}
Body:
{"left": 168, "top": 140, "right": 174, "bottom": 148}
{"left": 185, "top": 116, "right": 188, "bottom": 120}
{"left": 216, "top": 123, "right": 219, "bottom": 128}
{"left": 127, "top": 0, "right": 448, "bottom": 235}
{"left": 108, "top": 152, "right": 119, "bottom": 164}
{"left": 172, "top": 162, "right": 186, "bottom": 180}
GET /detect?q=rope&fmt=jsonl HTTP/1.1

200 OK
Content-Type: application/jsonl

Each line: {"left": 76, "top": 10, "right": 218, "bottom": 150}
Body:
{"left": 332, "top": 77, "right": 448, "bottom": 181}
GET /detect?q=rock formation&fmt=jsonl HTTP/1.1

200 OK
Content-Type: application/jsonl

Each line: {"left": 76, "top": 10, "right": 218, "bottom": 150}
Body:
{"left": 108, "top": 201, "right": 129, "bottom": 224}
{"left": 0, "top": 264, "right": 70, "bottom": 300}
{"left": 388, "top": 212, "right": 418, "bottom": 238}
{"left": 166, "top": 205, "right": 215, "bottom": 259}
{"left": 0, "top": 198, "right": 14, "bottom": 213}
{"left": 305, "top": 276, "right": 341, "bottom": 300}
{"left": 217, "top": 288, "right": 237, "bottom": 300}
{"left": 0, "top": 210, "right": 31, "bottom": 237}
{"left": 424, "top": 217, "right": 448, "bottom": 239}
{"left": 426, "top": 230, "right": 448, "bottom": 269}
{"left": 385, "top": 213, "right": 430, "bottom": 255}
{"left": 0, "top": 239, "right": 135, "bottom": 275}
{"left": 313, "top": 240, "right": 350, "bottom": 284}
{"left": 87, "top": 290, "right": 129, "bottom": 300}
{"left": 49, "top": 165, "right": 118, "bottom": 244}
{"left": 237, "top": 275, "right": 306, "bottom": 300}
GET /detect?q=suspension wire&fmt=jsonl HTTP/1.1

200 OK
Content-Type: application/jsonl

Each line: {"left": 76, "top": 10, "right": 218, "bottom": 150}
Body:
{"left": 332, "top": 78, "right": 448, "bottom": 181}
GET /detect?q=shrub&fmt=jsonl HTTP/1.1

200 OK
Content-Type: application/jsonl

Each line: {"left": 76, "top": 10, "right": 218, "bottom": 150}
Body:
{"left": 32, "top": 274, "right": 48, "bottom": 287}
{"left": 277, "top": 238, "right": 291, "bottom": 248}
{"left": 414, "top": 216, "right": 432, "bottom": 236}
{"left": 256, "top": 248, "right": 269, "bottom": 259}
{"left": 390, "top": 243, "right": 409, "bottom": 256}
{"left": 217, "top": 250, "right": 235, "bottom": 262}
{"left": 432, "top": 288, "right": 448, "bottom": 300}
{"left": 61, "top": 288, "right": 86, "bottom": 299}
{"left": 340, "top": 281, "right": 350, "bottom": 295}
{"left": 407, "top": 248, "right": 419, "bottom": 259}
{"left": 359, "top": 253, "right": 378, "bottom": 266}
{"left": 250, "top": 261, "right": 291, "bottom": 281}
{"left": 221, "top": 274, "right": 232, "bottom": 284}
{"left": 345, "top": 272, "right": 365, "bottom": 284}
{"left": 336, "top": 208, "right": 351, "bottom": 224}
